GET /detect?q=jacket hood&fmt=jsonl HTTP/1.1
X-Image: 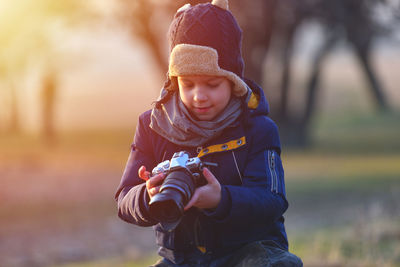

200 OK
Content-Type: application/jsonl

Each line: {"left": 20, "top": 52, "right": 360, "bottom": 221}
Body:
{"left": 244, "top": 78, "right": 270, "bottom": 117}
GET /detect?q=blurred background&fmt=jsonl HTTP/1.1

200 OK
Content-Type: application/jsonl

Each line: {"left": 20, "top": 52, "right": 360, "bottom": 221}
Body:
{"left": 0, "top": 0, "right": 399, "bottom": 266}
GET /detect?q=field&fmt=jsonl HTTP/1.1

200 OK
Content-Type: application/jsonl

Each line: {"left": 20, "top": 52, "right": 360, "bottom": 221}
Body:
{"left": 1, "top": 111, "right": 399, "bottom": 267}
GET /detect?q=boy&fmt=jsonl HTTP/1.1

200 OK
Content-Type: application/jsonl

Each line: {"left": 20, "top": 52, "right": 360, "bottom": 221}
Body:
{"left": 115, "top": 0, "right": 302, "bottom": 266}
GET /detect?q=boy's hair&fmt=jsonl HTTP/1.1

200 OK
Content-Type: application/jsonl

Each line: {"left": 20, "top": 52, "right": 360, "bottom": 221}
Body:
{"left": 165, "top": 0, "right": 248, "bottom": 97}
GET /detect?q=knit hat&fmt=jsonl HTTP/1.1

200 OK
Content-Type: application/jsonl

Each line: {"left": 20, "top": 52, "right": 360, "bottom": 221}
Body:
{"left": 166, "top": 0, "right": 248, "bottom": 97}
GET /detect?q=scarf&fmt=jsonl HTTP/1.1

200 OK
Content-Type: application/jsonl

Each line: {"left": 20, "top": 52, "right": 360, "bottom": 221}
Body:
{"left": 150, "top": 90, "right": 242, "bottom": 147}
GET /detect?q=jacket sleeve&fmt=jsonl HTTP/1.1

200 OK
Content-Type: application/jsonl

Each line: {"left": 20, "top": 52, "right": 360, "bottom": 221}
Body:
{"left": 115, "top": 112, "right": 158, "bottom": 226}
{"left": 203, "top": 117, "right": 288, "bottom": 227}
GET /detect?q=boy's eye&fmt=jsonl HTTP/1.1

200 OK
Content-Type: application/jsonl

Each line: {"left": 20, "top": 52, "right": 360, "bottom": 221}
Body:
{"left": 181, "top": 81, "right": 194, "bottom": 88}
{"left": 208, "top": 79, "right": 223, "bottom": 88}
{"left": 207, "top": 82, "right": 220, "bottom": 88}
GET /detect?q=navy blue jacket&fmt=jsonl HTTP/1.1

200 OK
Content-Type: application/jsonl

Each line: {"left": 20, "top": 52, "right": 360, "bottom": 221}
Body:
{"left": 115, "top": 80, "right": 289, "bottom": 264}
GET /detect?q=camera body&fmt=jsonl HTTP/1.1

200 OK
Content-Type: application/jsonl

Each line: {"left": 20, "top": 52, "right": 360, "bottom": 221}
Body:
{"left": 152, "top": 151, "right": 205, "bottom": 185}
{"left": 148, "top": 151, "right": 214, "bottom": 226}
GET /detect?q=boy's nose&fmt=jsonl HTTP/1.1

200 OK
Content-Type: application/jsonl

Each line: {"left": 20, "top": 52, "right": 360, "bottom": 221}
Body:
{"left": 193, "top": 88, "right": 207, "bottom": 102}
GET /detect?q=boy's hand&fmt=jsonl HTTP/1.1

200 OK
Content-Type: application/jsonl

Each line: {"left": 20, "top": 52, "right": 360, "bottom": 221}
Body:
{"left": 138, "top": 166, "right": 165, "bottom": 199}
{"left": 184, "top": 167, "right": 221, "bottom": 211}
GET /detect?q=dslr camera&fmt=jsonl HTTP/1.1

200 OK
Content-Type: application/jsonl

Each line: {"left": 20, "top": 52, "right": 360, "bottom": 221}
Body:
{"left": 148, "top": 151, "right": 217, "bottom": 224}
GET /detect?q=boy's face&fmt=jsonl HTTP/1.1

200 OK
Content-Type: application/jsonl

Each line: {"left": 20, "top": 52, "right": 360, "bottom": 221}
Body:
{"left": 177, "top": 75, "right": 232, "bottom": 121}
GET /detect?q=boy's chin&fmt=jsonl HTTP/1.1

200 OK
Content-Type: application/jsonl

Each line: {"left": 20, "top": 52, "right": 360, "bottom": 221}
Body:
{"left": 194, "top": 114, "right": 212, "bottom": 121}
{"left": 192, "top": 112, "right": 216, "bottom": 121}
{"left": 188, "top": 109, "right": 214, "bottom": 121}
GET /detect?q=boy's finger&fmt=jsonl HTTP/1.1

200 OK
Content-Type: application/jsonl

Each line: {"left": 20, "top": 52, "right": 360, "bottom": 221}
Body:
{"left": 202, "top": 167, "right": 217, "bottom": 184}
{"left": 184, "top": 192, "right": 198, "bottom": 211}
{"left": 146, "top": 173, "right": 165, "bottom": 188}
{"left": 138, "top": 166, "right": 150, "bottom": 181}
{"left": 149, "top": 185, "right": 161, "bottom": 197}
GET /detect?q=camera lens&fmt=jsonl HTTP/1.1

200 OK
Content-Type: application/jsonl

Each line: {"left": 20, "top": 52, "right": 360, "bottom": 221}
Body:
{"left": 148, "top": 189, "right": 183, "bottom": 222}
{"left": 149, "top": 170, "right": 195, "bottom": 223}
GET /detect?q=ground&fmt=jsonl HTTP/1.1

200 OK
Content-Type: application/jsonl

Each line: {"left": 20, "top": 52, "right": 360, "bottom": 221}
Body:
{"left": 0, "top": 111, "right": 399, "bottom": 267}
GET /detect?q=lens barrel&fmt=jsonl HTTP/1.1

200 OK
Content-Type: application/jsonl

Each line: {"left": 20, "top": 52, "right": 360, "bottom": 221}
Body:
{"left": 148, "top": 170, "right": 195, "bottom": 223}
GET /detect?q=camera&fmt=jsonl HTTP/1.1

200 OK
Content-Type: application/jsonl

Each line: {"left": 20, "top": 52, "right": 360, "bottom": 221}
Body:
{"left": 148, "top": 151, "right": 217, "bottom": 225}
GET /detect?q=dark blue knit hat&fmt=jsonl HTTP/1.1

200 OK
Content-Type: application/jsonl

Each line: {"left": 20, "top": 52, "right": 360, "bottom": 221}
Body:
{"left": 166, "top": 0, "right": 249, "bottom": 96}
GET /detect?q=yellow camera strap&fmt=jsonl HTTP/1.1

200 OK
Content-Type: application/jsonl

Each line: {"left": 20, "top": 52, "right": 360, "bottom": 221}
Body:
{"left": 197, "top": 136, "right": 246, "bottom": 158}
{"left": 197, "top": 246, "right": 207, "bottom": 253}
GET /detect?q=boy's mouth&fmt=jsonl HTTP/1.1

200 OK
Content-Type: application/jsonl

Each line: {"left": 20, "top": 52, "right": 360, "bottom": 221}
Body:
{"left": 194, "top": 106, "right": 211, "bottom": 113}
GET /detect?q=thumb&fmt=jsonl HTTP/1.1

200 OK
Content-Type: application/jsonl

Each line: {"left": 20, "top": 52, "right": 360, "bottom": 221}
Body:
{"left": 202, "top": 167, "right": 217, "bottom": 184}
{"left": 184, "top": 191, "right": 199, "bottom": 211}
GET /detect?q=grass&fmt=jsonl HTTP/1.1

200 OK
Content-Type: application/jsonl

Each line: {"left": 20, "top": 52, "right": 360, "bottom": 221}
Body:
{"left": 1, "top": 110, "right": 400, "bottom": 267}
{"left": 289, "top": 217, "right": 400, "bottom": 267}
{"left": 285, "top": 170, "right": 400, "bottom": 266}
{"left": 53, "top": 254, "right": 160, "bottom": 267}
{"left": 311, "top": 109, "right": 400, "bottom": 154}
{"left": 281, "top": 110, "right": 400, "bottom": 266}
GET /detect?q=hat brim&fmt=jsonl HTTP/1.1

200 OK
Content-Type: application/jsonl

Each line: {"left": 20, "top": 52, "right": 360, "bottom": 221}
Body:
{"left": 168, "top": 44, "right": 248, "bottom": 97}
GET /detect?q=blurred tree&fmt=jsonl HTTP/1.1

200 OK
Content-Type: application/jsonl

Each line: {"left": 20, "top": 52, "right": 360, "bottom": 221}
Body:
{"left": 118, "top": 0, "right": 209, "bottom": 76}
{"left": 41, "top": 68, "right": 57, "bottom": 143}
{"left": 117, "top": 0, "right": 398, "bottom": 146}
{"left": 0, "top": 0, "right": 96, "bottom": 141}
{"left": 268, "top": 0, "right": 399, "bottom": 145}
{"left": 9, "top": 81, "right": 20, "bottom": 134}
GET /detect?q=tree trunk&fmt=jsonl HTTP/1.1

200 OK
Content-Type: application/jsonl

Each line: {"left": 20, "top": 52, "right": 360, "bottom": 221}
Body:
{"left": 41, "top": 71, "right": 57, "bottom": 144}
{"left": 353, "top": 44, "right": 388, "bottom": 110}
{"left": 9, "top": 81, "right": 20, "bottom": 134}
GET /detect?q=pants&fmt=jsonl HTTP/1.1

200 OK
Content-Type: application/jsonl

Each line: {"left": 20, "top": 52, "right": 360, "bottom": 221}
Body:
{"left": 149, "top": 240, "right": 303, "bottom": 267}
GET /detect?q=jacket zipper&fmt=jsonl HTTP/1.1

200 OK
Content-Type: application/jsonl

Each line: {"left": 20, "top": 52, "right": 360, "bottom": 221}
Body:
{"left": 268, "top": 150, "right": 278, "bottom": 193}
{"left": 232, "top": 151, "right": 243, "bottom": 184}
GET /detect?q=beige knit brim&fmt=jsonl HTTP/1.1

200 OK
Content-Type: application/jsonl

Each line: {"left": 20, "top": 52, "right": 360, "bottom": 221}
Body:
{"left": 168, "top": 44, "right": 248, "bottom": 97}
